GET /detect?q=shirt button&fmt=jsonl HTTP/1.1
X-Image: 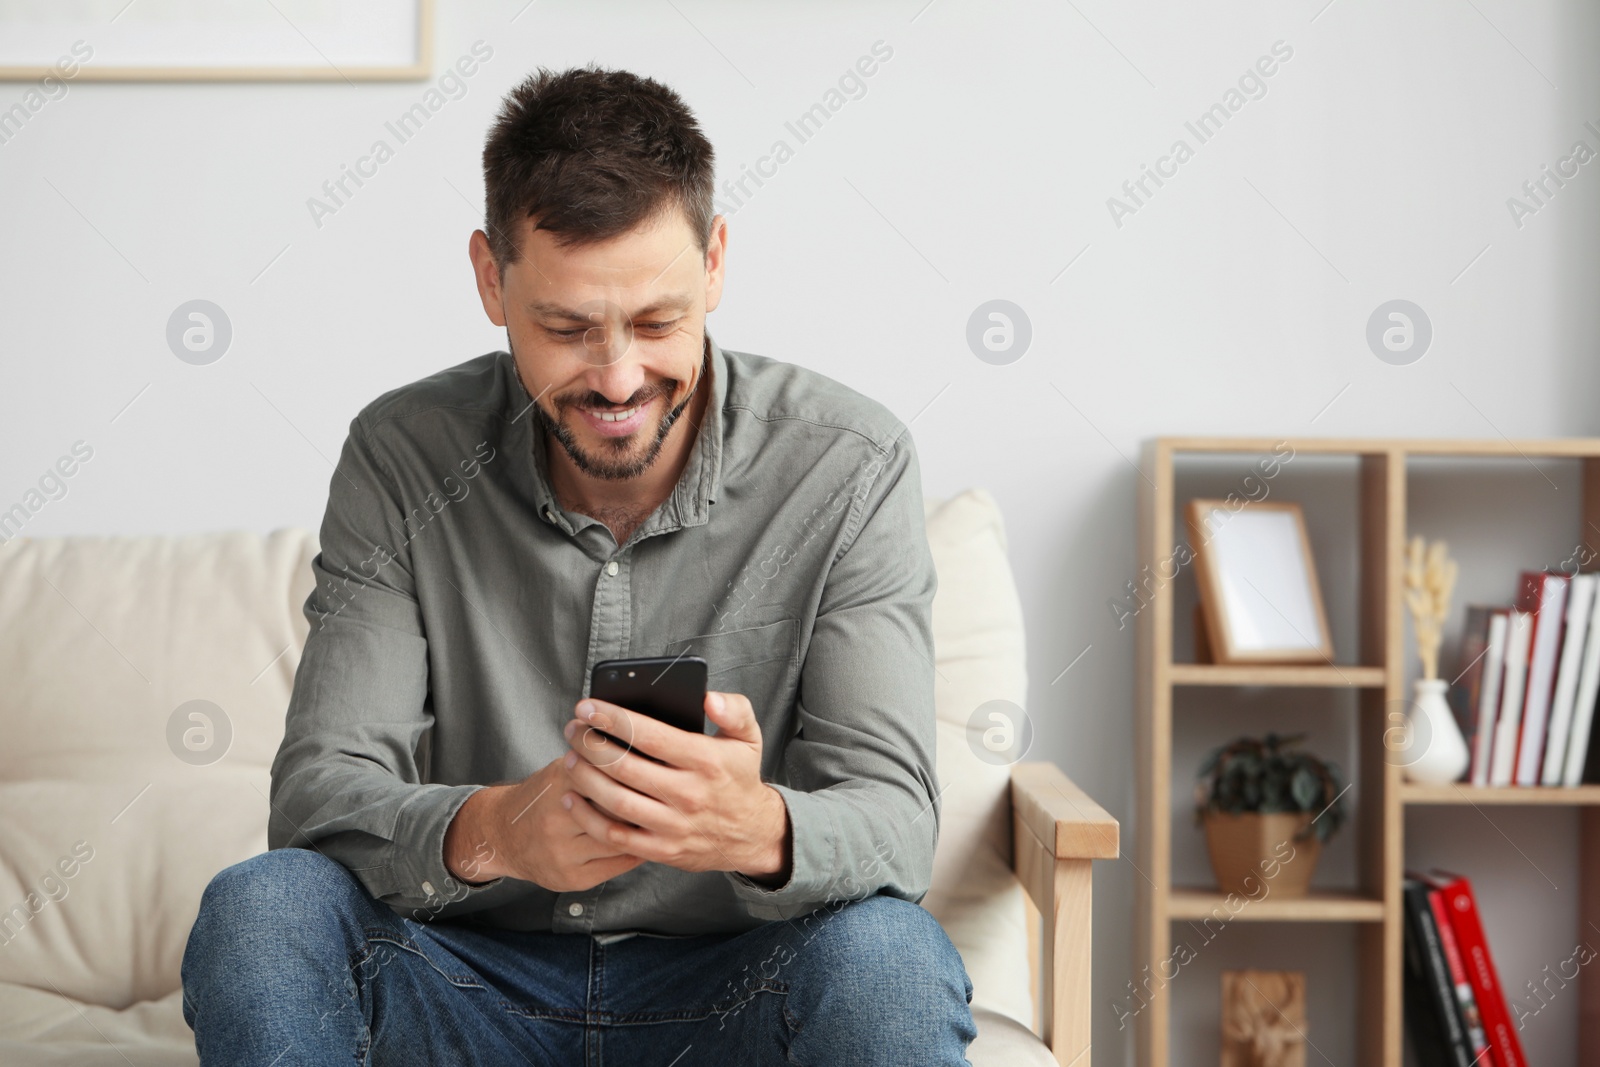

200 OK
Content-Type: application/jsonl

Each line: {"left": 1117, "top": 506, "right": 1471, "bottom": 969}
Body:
{"left": 605, "top": 560, "right": 619, "bottom": 576}
{"left": 568, "top": 902, "right": 585, "bottom": 917}
{"left": 545, "top": 508, "right": 555, "bottom": 521}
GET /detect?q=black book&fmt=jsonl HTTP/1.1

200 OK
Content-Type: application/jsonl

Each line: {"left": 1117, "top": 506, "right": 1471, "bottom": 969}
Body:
{"left": 1585, "top": 683, "right": 1600, "bottom": 783}
{"left": 1402, "top": 878, "right": 1471, "bottom": 1067}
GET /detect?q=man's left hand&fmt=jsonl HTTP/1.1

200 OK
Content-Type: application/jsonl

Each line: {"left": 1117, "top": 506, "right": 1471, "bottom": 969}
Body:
{"left": 561, "top": 690, "right": 792, "bottom": 884}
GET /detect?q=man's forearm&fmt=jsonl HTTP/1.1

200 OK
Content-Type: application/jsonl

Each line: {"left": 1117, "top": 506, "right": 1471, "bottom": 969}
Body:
{"left": 444, "top": 784, "right": 510, "bottom": 885}
{"left": 735, "top": 785, "right": 793, "bottom": 886}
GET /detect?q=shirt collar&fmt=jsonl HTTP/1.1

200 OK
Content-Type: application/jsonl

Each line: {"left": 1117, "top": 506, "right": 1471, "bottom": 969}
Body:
{"left": 503, "top": 331, "right": 726, "bottom": 535}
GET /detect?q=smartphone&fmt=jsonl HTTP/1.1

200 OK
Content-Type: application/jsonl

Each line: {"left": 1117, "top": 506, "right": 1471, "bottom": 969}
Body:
{"left": 588, "top": 655, "right": 708, "bottom": 740}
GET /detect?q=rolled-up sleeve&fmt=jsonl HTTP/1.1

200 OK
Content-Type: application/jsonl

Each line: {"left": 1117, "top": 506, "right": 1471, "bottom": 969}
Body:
{"left": 268, "top": 414, "right": 498, "bottom": 916}
{"left": 727, "top": 424, "right": 940, "bottom": 917}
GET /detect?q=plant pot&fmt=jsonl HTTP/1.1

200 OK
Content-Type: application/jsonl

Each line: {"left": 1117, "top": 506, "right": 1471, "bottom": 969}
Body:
{"left": 1203, "top": 811, "right": 1322, "bottom": 898}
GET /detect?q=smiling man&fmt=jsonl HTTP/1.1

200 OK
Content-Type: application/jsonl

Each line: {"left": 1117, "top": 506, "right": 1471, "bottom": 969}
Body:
{"left": 180, "top": 66, "right": 975, "bottom": 1066}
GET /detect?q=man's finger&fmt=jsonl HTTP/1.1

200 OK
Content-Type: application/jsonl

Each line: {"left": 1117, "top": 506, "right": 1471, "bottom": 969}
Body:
{"left": 704, "top": 690, "right": 760, "bottom": 745}
{"left": 564, "top": 791, "right": 638, "bottom": 850}
{"left": 577, "top": 854, "right": 647, "bottom": 883}
{"left": 577, "top": 699, "right": 699, "bottom": 767}
{"left": 566, "top": 756, "right": 678, "bottom": 832}
{"left": 566, "top": 718, "right": 690, "bottom": 799}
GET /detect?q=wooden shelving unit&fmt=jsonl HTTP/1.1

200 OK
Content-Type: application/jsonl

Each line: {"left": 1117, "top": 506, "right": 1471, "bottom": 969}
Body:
{"left": 1167, "top": 887, "right": 1386, "bottom": 923}
{"left": 1135, "top": 436, "right": 1600, "bottom": 1067}
{"left": 1167, "top": 663, "right": 1387, "bottom": 688}
{"left": 1401, "top": 784, "right": 1600, "bottom": 806}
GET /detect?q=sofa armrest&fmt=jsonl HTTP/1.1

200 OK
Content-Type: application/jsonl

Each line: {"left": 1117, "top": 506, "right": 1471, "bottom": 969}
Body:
{"left": 1012, "top": 762, "right": 1120, "bottom": 861}
{"left": 1011, "top": 762, "right": 1119, "bottom": 1067}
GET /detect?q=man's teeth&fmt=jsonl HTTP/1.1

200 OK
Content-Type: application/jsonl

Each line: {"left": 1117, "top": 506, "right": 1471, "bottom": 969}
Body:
{"left": 591, "top": 403, "right": 641, "bottom": 422}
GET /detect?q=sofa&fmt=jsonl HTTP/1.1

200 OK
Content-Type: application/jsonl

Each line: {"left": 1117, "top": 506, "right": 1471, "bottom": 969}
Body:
{"left": 0, "top": 488, "right": 1116, "bottom": 1066}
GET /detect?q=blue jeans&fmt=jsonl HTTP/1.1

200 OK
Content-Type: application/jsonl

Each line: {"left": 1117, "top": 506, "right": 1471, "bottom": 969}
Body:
{"left": 181, "top": 849, "right": 976, "bottom": 1066}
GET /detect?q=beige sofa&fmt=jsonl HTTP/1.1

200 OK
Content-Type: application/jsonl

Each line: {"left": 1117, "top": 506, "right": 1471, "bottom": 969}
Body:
{"left": 0, "top": 489, "right": 1116, "bottom": 1066}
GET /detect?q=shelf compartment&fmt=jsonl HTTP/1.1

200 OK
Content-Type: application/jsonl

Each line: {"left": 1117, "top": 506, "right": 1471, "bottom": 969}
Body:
{"left": 1400, "top": 784, "right": 1600, "bottom": 806}
{"left": 1167, "top": 887, "right": 1386, "bottom": 923}
{"left": 1168, "top": 663, "right": 1387, "bottom": 688}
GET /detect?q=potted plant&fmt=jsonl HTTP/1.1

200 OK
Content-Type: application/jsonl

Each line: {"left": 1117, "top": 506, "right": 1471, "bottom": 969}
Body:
{"left": 1194, "top": 733, "right": 1348, "bottom": 898}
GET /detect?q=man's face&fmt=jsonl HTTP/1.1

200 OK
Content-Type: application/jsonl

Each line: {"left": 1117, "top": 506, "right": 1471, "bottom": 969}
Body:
{"left": 471, "top": 207, "right": 726, "bottom": 481}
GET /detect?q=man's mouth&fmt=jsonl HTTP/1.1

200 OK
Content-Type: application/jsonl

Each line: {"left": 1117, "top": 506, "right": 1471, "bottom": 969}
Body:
{"left": 575, "top": 395, "right": 654, "bottom": 438}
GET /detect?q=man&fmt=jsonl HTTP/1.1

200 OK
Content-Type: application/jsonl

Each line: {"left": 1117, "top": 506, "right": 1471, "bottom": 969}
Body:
{"left": 182, "top": 65, "right": 975, "bottom": 1065}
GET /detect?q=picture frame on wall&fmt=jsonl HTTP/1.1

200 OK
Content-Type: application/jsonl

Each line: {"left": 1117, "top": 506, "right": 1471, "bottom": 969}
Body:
{"left": 0, "top": 0, "right": 433, "bottom": 82}
{"left": 1186, "top": 498, "right": 1334, "bottom": 665}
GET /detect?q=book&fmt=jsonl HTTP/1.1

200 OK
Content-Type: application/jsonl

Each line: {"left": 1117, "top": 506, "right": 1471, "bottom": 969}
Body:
{"left": 1424, "top": 879, "right": 1490, "bottom": 1063}
{"left": 1489, "top": 611, "right": 1533, "bottom": 787}
{"left": 1402, "top": 877, "right": 1472, "bottom": 1067}
{"left": 1542, "top": 572, "right": 1597, "bottom": 784}
{"left": 1451, "top": 606, "right": 1509, "bottom": 788}
{"left": 1403, "top": 915, "right": 1455, "bottom": 1067}
{"left": 1580, "top": 701, "right": 1600, "bottom": 784}
{"left": 1562, "top": 579, "right": 1600, "bottom": 787}
{"left": 1429, "top": 870, "right": 1526, "bottom": 1067}
{"left": 1512, "top": 571, "right": 1568, "bottom": 786}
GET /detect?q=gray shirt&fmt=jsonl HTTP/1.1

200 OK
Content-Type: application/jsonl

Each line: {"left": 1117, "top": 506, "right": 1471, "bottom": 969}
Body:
{"left": 268, "top": 333, "right": 941, "bottom": 935}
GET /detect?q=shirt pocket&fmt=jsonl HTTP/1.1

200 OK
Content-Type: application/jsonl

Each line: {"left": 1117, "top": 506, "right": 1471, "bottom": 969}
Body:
{"left": 662, "top": 618, "right": 799, "bottom": 705}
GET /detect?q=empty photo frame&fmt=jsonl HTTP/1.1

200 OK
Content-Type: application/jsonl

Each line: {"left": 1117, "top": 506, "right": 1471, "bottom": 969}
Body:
{"left": 1186, "top": 499, "right": 1333, "bottom": 665}
{"left": 0, "top": 0, "right": 433, "bottom": 82}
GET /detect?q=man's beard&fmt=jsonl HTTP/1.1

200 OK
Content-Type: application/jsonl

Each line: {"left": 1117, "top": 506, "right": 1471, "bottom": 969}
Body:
{"left": 525, "top": 346, "right": 705, "bottom": 482}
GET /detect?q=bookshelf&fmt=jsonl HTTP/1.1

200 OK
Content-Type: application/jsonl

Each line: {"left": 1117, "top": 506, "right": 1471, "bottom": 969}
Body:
{"left": 1135, "top": 436, "right": 1600, "bottom": 1067}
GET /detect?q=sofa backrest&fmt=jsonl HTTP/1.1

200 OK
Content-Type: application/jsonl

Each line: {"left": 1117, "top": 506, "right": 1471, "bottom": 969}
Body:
{"left": 0, "top": 530, "right": 315, "bottom": 1009}
{"left": 0, "top": 489, "right": 1030, "bottom": 1027}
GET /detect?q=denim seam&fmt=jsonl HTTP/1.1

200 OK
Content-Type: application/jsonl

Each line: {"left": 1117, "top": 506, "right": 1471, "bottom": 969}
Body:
{"left": 567, "top": 984, "right": 793, "bottom": 1027}
{"left": 363, "top": 929, "right": 486, "bottom": 990}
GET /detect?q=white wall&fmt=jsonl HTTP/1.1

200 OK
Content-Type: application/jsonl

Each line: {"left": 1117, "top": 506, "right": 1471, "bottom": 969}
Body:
{"left": 4, "top": 1, "right": 1597, "bottom": 1063}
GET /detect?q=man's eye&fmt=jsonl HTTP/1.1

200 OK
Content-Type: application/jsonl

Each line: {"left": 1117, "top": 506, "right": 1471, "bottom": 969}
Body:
{"left": 638, "top": 321, "right": 677, "bottom": 333}
{"left": 546, "top": 327, "right": 584, "bottom": 340}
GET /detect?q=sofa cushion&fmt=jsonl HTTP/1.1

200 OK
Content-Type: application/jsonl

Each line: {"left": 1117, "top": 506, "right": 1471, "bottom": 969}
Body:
{"left": 921, "top": 490, "right": 1033, "bottom": 1031}
{"left": 0, "top": 530, "right": 316, "bottom": 1007}
{"left": 0, "top": 986, "right": 194, "bottom": 1067}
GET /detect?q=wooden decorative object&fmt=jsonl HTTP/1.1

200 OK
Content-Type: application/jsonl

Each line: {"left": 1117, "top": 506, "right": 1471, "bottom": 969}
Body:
{"left": 1186, "top": 500, "right": 1333, "bottom": 665}
{"left": 1221, "top": 970, "right": 1306, "bottom": 1067}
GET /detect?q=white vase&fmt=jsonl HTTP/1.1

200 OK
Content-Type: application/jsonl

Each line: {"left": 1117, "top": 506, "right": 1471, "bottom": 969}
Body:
{"left": 1402, "top": 678, "right": 1471, "bottom": 785}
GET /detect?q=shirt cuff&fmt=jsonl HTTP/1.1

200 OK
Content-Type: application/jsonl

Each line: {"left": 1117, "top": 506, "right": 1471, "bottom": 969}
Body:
{"left": 369, "top": 783, "right": 504, "bottom": 917}
{"left": 725, "top": 784, "right": 840, "bottom": 918}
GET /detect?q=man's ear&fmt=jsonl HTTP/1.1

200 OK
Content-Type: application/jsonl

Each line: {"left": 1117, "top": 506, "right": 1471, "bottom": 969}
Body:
{"left": 703, "top": 215, "right": 728, "bottom": 315}
{"left": 468, "top": 229, "right": 508, "bottom": 328}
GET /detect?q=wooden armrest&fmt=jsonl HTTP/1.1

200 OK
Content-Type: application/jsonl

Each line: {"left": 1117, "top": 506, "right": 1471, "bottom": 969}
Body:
{"left": 1010, "top": 762, "right": 1118, "bottom": 1067}
{"left": 1011, "top": 761, "right": 1120, "bottom": 860}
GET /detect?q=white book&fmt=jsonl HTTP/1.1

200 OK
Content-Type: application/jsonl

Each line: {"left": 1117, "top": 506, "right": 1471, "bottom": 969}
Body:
{"left": 1563, "top": 582, "right": 1600, "bottom": 787}
{"left": 1516, "top": 574, "right": 1569, "bottom": 786}
{"left": 1542, "top": 573, "right": 1597, "bottom": 784}
{"left": 1471, "top": 611, "right": 1510, "bottom": 787}
{"left": 1489, "top": 610, "right": 1533, "bottom": 786}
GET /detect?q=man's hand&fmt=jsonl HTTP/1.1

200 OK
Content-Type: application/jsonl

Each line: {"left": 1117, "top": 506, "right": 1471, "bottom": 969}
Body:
{"left": 443, "top": 757, "right": 646, "bottom": 893}
{"left": 561, "top": 690, "right": 792, "bottom": 883}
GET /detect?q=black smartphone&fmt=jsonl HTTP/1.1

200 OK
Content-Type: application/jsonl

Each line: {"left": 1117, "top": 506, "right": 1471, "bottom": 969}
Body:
{"left": 588, "top": 655, "right": 709, "bottom": 742}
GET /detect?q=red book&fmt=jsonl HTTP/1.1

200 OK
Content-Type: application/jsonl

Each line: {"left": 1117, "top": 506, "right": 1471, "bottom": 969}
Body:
{"left": 1428, "top": 871, "right": 1525, "bottom": 1067}
{"left": 1426, "top": 883, "right": 1490, "bottom": 1063}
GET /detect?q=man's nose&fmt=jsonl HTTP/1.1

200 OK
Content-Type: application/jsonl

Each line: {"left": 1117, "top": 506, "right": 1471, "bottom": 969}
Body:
{"left": 579, "top": 301, "right": 635, "bottom": 368}
{"left": 584, "top": 353, "right": 648, "bottom": 407}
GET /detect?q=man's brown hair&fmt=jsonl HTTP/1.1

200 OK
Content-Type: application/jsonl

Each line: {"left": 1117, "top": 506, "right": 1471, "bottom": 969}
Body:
{"left": 481, "top": 65, "right": 716, "bottom": 267}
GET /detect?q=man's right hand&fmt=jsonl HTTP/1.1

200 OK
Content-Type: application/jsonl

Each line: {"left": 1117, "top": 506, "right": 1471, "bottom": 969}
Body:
{"left": 444, "top": 756, "right": 645, "bottom": 893}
